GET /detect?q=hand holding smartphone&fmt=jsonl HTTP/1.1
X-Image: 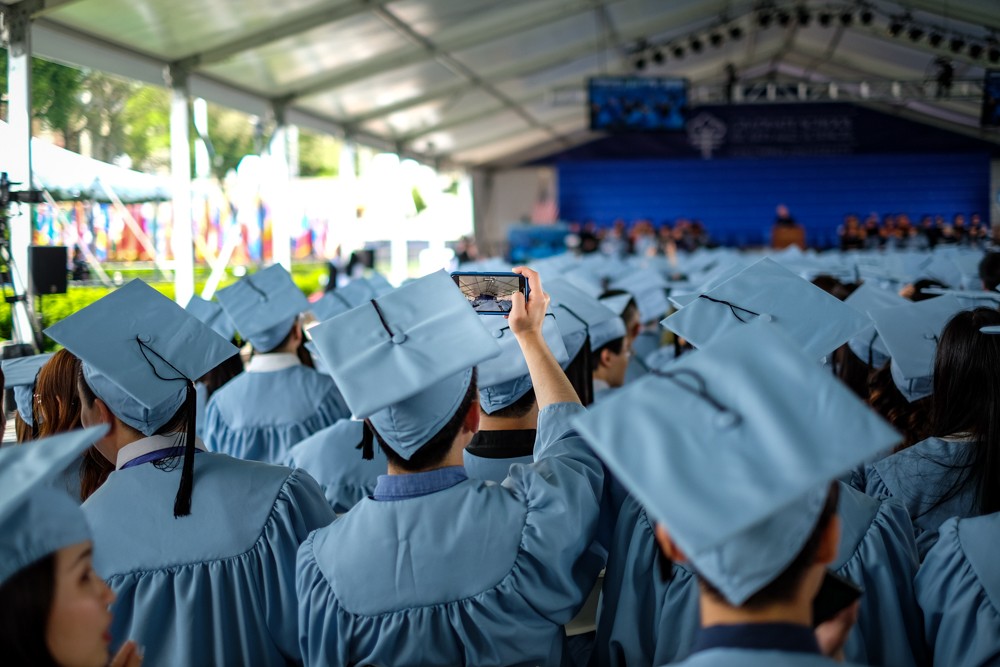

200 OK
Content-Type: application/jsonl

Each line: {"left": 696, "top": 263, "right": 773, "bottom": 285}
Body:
{"left": 451, "top": 272, "right": 529, "bottom": 315}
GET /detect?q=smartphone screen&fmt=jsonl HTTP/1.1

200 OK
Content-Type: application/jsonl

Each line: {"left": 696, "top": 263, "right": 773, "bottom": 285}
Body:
{"left": 451, "top": 272, "right": 527, "bottom": 315}
{"left": 812, "top": 570, "right": 863, "bottom": 627}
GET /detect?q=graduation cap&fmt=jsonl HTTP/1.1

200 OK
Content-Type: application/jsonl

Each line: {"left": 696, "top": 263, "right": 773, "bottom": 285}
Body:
{"left": 869, "top": 294, "right": 967, "bottom": 402}
{"left": 561, "top": 267, "right": 604, "bottom": 298}
{"left": 610, "top": 269, "right": 671, "bottom": 324}
{"left": 309, "top": 291, "right": 353, "bottom": 323}
{"left": 546, "top": 279, "right": 622, "bottom": 359}
{"left": 599, "top": 293, "right": 635, "bottom": 320}
{"left": 185, "top": 295, "right": 238, "bottom": 341}
{"left": 2, "top": 352, "right": 54, "bottom": 426}
{"left": 477, "top": 313, "right": 569, "bottom": 414}
{"left": 216, "top": 264, "right": 309, "bottom": 352}
{"left": 308, "top": 270, "right": 502, "bottom": 459}
{"left": 663, "top": 258, "right": 870, "bottom": 360}
{"left": 572, "top": 321, "right": 899, "bottom": 605}
{"left": 45, "top": 280, "right": 240, "bottom": 517}
{"left": 0, "top": 425, "right": 108, "bottom": 585}
{"left": 843, "top": 282, "right": 908, "bottom": 367}
{"left": 918, "top": 286, "right": 1000, "bottom": 306}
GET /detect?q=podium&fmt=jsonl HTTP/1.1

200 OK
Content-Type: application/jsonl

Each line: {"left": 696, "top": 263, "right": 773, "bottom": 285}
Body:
{"left": 772, "top": 224, "right": 806, "bottom": 250}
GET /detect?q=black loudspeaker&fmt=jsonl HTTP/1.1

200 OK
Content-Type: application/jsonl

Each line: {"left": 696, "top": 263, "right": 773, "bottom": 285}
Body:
{"left": 29, "top": 245, "right": 68, "bottom": 295}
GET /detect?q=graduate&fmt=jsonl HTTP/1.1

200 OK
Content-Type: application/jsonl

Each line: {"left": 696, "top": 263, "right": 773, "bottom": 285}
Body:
{"left": 206, "top": 264, "right": 349, "bottom": 463}
{"left": 463, "top": 311, "right": 569, "bottom": 483}
{"left": 2, "top": 351, "right": 54, "bottom": 441}
{"left": 916, "top": 512, "right": 1000, "bottom": 666}
{"left": 45, "top": 279, "right": 336, "bottom": 666}
{"left": 588, "top": 309, "right": 629, "bottom": 403}
{"left": 574, "top": 321, "right": 902, "bottom": 667}
{"left": 297, "top": 268, "right": 606, "bottom": 666}
{"left": 859, "top": 304, "right": 994, "bottom": 557}
{"left": 184, "top": 295, "right": 243, "bottom": 440}
{"left": 284, "top": 418, "right": 388, "bottom": 513}
{"left": 0, "top": 426, "right": 142, "bottom": 667}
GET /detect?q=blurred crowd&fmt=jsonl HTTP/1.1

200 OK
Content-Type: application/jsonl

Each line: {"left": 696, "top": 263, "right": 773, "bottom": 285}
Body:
{"left": 838, "top": 212, "right": 990, "bottom": 252}
{"left": 567, "top": 218, "right": 712, "bottom": 258}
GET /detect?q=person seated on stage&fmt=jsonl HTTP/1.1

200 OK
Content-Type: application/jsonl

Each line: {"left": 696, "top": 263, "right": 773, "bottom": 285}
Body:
{"left": 575, "top": 321, "right": 903, "bottom": 667}
{"left": 297, "top": 268, "right": 605, "bottom": 666}
{"left": 207, "top": 264, "right": 349, "bottom": 464}
{"left": 917, "top": 511, "right": 1000, "bottom": 667}
{"left": 861, "top": 306, "right": 1000, "bottom": 558}
{"left": 0, "top": 426, "right": 143, "bottom": 667}
{"left": 463, "top": 311, "right": 569, "bottom": 483}
{"left": 45, "top": 280, "right": 335, "bottom": 666}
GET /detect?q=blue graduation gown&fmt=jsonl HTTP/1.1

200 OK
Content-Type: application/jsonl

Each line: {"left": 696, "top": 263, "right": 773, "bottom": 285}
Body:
{"left": 669, "top": 649, "right": 863, "bottom": 667}
{"left": 464, "top": 450, "right": 533, "bottom": 484}
{"left": 82, "top": 451, "right": 335, "bottom": 666}
{"left": 595, "top": 483, "right": 924, "bottom": 667}
{"left": 204, "top": 363, "right": 349, "bottom": 464}
{"left": 285, "top": 419, "right": 387, "bottom": 513}
{"left": 862, "top": 436, "right": 977, "bottom": 558}
{"left": 916, "top": 513, "right": 1000, "bottom": 667}
{"left": 296, "top": 402, "right": 605, "bottom": 666}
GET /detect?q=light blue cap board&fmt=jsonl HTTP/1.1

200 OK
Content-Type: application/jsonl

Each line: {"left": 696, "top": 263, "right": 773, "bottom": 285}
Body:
{"left": 309, "top": 270, "right": 502, "bottom": 458}
{"left": 2, "top": 352, "right": 54, "bottom": 424}
{"left": 844, "top": 282, "right": 908, "bottom": 367}
{"left": 561, "top": 266, "right": 604, "bottom": 298}
{"left": 663, "top": 258, "right": 870, "bottom": 360}
{"left": 869, "top": 294, "right": 967, "bottom": 402}
{"left": 0, "top": 425, "right": 109, "bottom": 586}
{"left": 572, "top": 321, "right": 900, "bottom": 605}
{"left": 477, "top": 313, "right": 569, "bottom": 414}
{"left": 610, "top": 268, "right": 671, "bottom": 323}
{"left": 216, "top": 264, "right": 309, "bottom": 351}
{"left": 546, "top": 278, "right": 621, "bottom": 359}
{"left": 309, "top": 291, "right": 353, "bottom": 323}
{"left": 919, "top": 286, "right": 1000, "bottom": 306}
{"left": 45, "top": 280, "right": 240, "bottom": 435}
{"left": 185, "top": 295, "right": 238, "bottom": 341}
{"left": 599, "top": 293, "right": 634, "bottom": 319}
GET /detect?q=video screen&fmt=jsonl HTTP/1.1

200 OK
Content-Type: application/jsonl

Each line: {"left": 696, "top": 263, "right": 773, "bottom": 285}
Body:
{"left": 982, "top": 70, "right": 1000, "bottom": 128}
{"left": 589, "top": 77, "right": 689, "bottom": 131}
{"left": 454, "top": 274, "right": 522, "bottom": 314}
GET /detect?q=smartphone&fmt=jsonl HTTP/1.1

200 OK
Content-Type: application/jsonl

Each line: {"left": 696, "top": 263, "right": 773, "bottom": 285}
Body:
{"left": 451, "top": 272, "right": 528, "bottom": 315}
{"left": 812, "top": 570, "right": 863, "bottom": 627}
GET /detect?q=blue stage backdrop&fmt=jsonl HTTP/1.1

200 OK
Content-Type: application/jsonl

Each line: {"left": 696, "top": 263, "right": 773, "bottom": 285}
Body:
{"left": 557, "top": 152, "right": 991, "bottom": 247}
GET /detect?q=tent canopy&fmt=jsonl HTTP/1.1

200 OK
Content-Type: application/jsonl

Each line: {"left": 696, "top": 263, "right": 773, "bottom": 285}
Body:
{"left": 6, "top": 0, "right": 999, "bottom": 169}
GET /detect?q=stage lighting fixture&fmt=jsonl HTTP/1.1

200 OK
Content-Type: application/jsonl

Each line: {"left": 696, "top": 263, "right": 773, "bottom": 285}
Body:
{"left": 673, "top": 45, "right": 685, "bottom": 58}
{"left": 729, "top": 25, "right": 744, "bottom": 40}
{"left": 796, "top": 7, "right": 810, "bottom": 26}
{"left": 860, "top": 9, "right": 873, "bottom": 25}
{"left": 950, "top": 37, "right": 965, "bottom": 53}
{"left": 819, "top": 12, "right": 832, "bottom": 27}
{"left": 989, "top": 46, "right": 1000, "bottom": 63}
{"left": 928, "top": 32, "right": 943, "bottom": 47}
{"left": 690, "top": 37, "right": 703, "bottom": 53}
{"left": 968, "top": 44, "right": 984, "bottom": 59}
{"left": 777, "top": 10, "right": 791, "bottom": 27}
{"left": 652, "top": 49, "right": 665, "bottom": 64}
{"left": 888, "top": 20, "right": 903, "bottom": 36}
{"left": 758, "top": 11, "right": 772, "bottom": 28}
{"left": 635, "top": 55, "right": 647, "bottom": 70}
{"left": 839, "top": 11, "right": 853, "bottom": 26}
{"left": 709, "top": 32, "right": 723, "bottom": 47}
{"left": 908, "top": 27, "right": 924, "bottom": 41}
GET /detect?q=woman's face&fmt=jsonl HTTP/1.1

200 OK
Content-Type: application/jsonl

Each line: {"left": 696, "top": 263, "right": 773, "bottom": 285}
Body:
{"left": 47, "top": 541, "right": 115, "bottom": 667}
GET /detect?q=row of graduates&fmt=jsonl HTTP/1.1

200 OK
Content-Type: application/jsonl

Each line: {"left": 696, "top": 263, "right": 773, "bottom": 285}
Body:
{"left": 0, "top": 248, "right": 998, "bottom": 666}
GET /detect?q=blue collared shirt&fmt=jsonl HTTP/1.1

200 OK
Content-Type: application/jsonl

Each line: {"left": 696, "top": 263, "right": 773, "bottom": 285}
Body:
{"left": 691, "top": 622, "right": 821, "bottom": 656}
{"left": 372, "top": 466, "right": 468, "bottom": 501}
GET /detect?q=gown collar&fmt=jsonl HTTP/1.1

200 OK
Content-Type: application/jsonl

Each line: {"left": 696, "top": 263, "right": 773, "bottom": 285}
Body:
{"left": 692, "top": 622, "right": 820, "bottom": 656}
{"left": 246, "top": 352, "right": 300, "bottom": 373}
{"left": 116, "top": 434, "right": 207, "bottom": 470}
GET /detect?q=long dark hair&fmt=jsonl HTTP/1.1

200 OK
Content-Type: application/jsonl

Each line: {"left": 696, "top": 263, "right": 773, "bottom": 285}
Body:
{"left": 868, "top": 365, "right": 931, "bottom": 451}
{"left": 930, "top": 307, "right": 1000, "bottom": 515}
{"left": 0, "top": 554, "right": 59, "bottom": 666}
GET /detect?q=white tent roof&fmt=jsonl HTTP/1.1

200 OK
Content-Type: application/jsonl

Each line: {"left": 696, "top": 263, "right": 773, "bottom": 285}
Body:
{"left": 7, "top": 0, "right": 1000, "bottom": 168}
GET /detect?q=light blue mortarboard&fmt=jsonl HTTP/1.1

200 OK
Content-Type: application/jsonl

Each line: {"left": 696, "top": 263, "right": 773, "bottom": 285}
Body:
{"left": 918, "top": 286, "right": 1000, "bottom": 306}
{"left": 844, "top": 282, "right": 908, "bottom": 367}
{"left": 185, "top": 295, "right": 238, "bottom": 341}
{"left": 610, "top": 269, "right": 671, "bottom": 324}
{"left": 572, "top": 321, "right": 900, "bottom": 605}
{"left": 546, "top": 278, "right": 622, "bottom": 360}
{"left": 2, "top": 353, "right": 54, "bottom": 425}
{"left": 216, "top": 264, "right": 309, "bottom": 351}
{"left": 869, "top": 294, "right": 967, "bottom": 402}
{"left": 477, "top": 313, "right": 569, "bottom": 414}
{"left": 663, "top": 258, "right": 870, "bottom": 360}
{"left": 308, "top": 270, "right": 502, "bottom": 458}
{"left": 365, "top": 272, "right": 395, "bottom": 296}
{"left": 0, "top": 425, "right": 109, "bottom": 585}
{"left": 561, "top": 267, "right": 605, "bottom": 298}
{"left": 599, "top": 293, "right": 635, "bottom": 320}
{"left": 45, "top": 280, "right": 240, "bottom": 436}
{"left": 309, "top": 292, "right": 353, "bottom": 323}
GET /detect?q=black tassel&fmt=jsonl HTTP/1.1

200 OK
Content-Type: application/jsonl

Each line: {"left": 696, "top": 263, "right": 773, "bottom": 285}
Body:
{"left": 173, "top": 382, "right": 197, "bottom": 518}
{"left": 356, "top": 422, "right": 375, "bottom": 461}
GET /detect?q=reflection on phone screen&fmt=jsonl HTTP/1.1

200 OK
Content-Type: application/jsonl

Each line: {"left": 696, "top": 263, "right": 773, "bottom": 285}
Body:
{"left": 457, "top": 275, "right": 521, "bottom": 314}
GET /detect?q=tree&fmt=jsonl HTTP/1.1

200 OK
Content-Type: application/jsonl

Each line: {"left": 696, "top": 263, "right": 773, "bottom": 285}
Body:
{"left": 0, "top": 49, "right": 86, "bottom": 145}
{"left": 298, "top": 129, "right": 341, "bottom": 177}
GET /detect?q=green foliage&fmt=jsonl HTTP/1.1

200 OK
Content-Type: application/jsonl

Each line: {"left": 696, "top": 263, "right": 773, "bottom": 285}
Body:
{"left": 298, "top": 129, "right": 341, "bottom": 177}
{"left": 207, "top": 103, "right": 259, "bottom": 180}
{"left": 0, "top": 49, "right": 86, "bottom": 141}
{"left": 411, "top": 186, "right": 427, "bottom": 214}
{"left": 122, "top": 85, "right": 171, "bottom": 172}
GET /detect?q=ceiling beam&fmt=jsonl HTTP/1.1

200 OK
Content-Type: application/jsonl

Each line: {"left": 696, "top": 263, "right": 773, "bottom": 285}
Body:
{"left": 285, "top": 0, "right": 624, "bottom": 101}
{"left": 172, "top": 0, "right": 397, "bottom": 70}
{"left": 887, "top": 0, "right": 1000, "bottom": 33}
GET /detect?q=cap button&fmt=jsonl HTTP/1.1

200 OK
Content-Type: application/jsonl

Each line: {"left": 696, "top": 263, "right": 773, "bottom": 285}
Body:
{"left": 138, "top": 334, "right": 152, "bottom": 343}
{"left": 758, "top": 313, "right": 774, "bottom": 323}
{"left": 492, "top": 329, "right": 504, "bottom": 339}
{"left": 714, "top": 412, "right": 740, "bottom": 429}
{"left": 391, "top": 333, "right": 408, "bottom": 344}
